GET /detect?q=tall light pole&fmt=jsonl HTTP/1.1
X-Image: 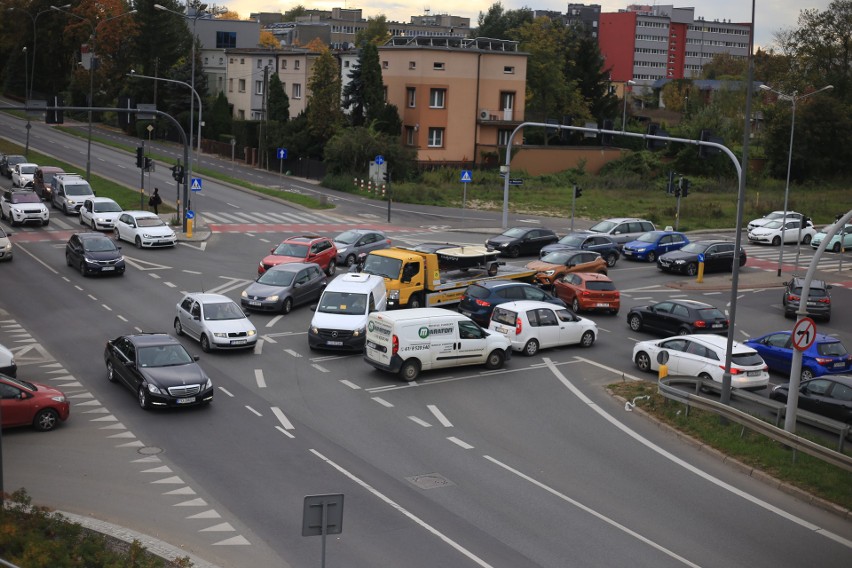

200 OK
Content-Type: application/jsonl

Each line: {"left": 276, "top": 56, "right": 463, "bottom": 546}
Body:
{"left": 759, "top": 84, "right": 834, "bottom": 277}
{"left": 621, "top": 80, "right": 635, "bottom": 132}
{"left": 51, "top": 5, "right": 136, "bottom": 181}
{"left": 11, "top": 4, "right": 70, "bottom": 101}
{"left": 22, "top": 47, "right": 30, "bottom": 159}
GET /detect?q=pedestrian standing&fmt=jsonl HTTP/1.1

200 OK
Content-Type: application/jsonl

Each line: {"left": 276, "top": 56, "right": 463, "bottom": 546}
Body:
{"left": 149, "top": 187, "right": 162, "bottom": 215}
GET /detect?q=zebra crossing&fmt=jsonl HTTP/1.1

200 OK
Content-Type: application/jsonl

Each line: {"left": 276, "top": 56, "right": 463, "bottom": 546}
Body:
{"left": 201, "top": 209, "right": 343, "bottom": 225}
{"left": 742, "top": 243, "right": 850, "bottom": 275}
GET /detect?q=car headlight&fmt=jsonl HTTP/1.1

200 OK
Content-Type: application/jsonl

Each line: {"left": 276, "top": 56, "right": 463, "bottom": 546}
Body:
{"left": 204, "top": 378, "right": 213, "bottom": 389}
{"left": 240, "top": 290, "right": 248, "bottom": 298}
{"left": 544, "top": 270, "right": 555, "bottom": 276}
{"left": 498, "top": 243, "right": 508, "bottom": 248}
{"left": 352, "top": 326, "right": 366, "bottom": 337}
{"left": 3, "top": 244, "right": 10, "bottom": 252}
{"left": 84, "top": 255, "right": 97, "bottom": 264}
{"left": 338, "top": 246, "right": 349, "bottom": 253}
{"left": 310, "top": 326, "right": 319, "bottom": 334}
{"left": 142, "top": 233, "right": 153, "bottom": 238}
{"left": 267, "top": 295, "right": 279, "bottom": 302}
{"left": 147, "top": 383, "right": 163, "bottom": 394}
{"left": 247, "top": 330, "right": 256, "bottom": 337}
{"left": 51, "top": 395, "right": 66, "bottom": 403}
{"left": 389, "top": 290, "right": 400, "bottom": 300}
{"left": 636, "top": 247, "right": 646, "bottom": 252}
{"left": 67, "top": 199, "right": 77, "bottom": 205}
{"left": 674, "top": 259, "right": 685, "bottom": 264}
{"left": 213, "top": 332, "right": 228, "bottom": 338}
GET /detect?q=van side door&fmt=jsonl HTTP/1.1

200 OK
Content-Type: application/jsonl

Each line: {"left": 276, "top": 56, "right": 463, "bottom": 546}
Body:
{"left": 454, "top": 320, "right": 489, "bottom": 364}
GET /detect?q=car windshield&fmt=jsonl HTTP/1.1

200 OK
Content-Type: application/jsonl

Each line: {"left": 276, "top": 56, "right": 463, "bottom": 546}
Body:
{"left": 680, "top": 243, "right": 709, "bottom": 254}
{"left": 766, "top": 212, "right": 786, "bottom": 220}
{"left": 318, "top": 291, "right": 368, "bottom": 315}
{"left": 586, "top": 280, "right": 616, "bottom": 291}
{"left": 7, "top": 157, "right": 25, "bottom": 165}
{"left": 362, "top": 255, "right": 402, "bottom": 279}
{"left": 12, "top": 193, "right": 39, "bottom": 204}
{"left": 637, "top": 232, "right": 660, "bottom": 243}
{"left": 465, "top": 285, "right": 490, "bottom": 299}
{"left": 557, "top": 235, "right": 585, "bottom": 247}
{"left": 334, "top": 230, "right": 361, "bottom": 245}
{"left": 732, "top": 351, "right": 765, "bottom": 367}
{"left": 697, "top": 308, "right": 726, "bottom": 320}
{"left": 817, "top": 341, "right": 848, "bottom": 357}
{"left": 502, "top": 228, "right": 528, "bottom": 238}
{"left": 94, "top": 202, "right": 122, "bottom": 213}
{"left": 20, "top": 165, "right": 37, "bottom": 174}
{"left": 66, "top": 185, "right": 92, "bottom": 196}
{"left": 540, "top": 251, "right": 573, "bottom": 264}
{"left": 2, "top": 376, "right": 36, "bottom": 391}
{"left": 203, "top": 301, "right": 246, "bottom": 320}
{"left": 138, "top": 344, "right": 194, "bottom": 367}
{"left": 257, "top": 270, "right": 296, "bottom": 286}
{"left": 762, "top": 220, "right": 783, "bottom": 229}
{"left": 83, "top": 237, "right": 117, "bottom": 252}
{"left": 137, "top": 217, "right": 166, "bottom": 227}
{"left": 590, "top": 220, "right": 616, "bottom": 233}
{"left": 272, "top": 242, "right": 309, "bottom": 257}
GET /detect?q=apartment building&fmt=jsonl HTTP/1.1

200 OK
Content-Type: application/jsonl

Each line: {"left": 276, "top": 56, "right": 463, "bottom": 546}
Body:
{"left": 378, "top": 36, "right": 527, "bottom": 164}
{"left": 224, "top": 48, "right": 279, "bottom": 120}
{"left": 195, "top": 17, "right": 261, "bottom": 97}
{"left": 599, "top": 4, "right": 750, "bottom": 84}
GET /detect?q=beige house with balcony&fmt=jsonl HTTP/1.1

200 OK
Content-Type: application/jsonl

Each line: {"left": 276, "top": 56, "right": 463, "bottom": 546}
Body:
{"left": 378, "top": 37, "right": 528, "bottom": 165}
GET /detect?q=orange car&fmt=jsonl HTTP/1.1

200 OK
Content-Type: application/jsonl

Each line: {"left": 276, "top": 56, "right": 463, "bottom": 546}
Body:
{"left": 526, "top": 250, "right": 607, "bottom": 287}
{"left": 553, "top": 272, "right": 620, "bottom": 314}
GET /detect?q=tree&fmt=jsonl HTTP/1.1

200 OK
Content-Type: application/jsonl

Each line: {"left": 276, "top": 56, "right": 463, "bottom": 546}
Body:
{"left": 355, "top": 16, "right": 391, "bottom": 46}
{"left": 342, "top": 43, "right": 384, "bottom": 127}
{"left": 206, "top": 91, "right": 233, "bottom": 140}
{"left": 324, "top": 124, "right": 416, "bottom": 177}
{"left": 283, "top": 5, "right": 307, "bottom": 22}
{"left": 474, "top": 3, "right": 533, "bottom": 40}
{"left": 570, "top": 36, "right": 617, "bottom": 122}
{"left": 216, "top": 10, "right": 240, "bottom": 20}
{"left": 259, "top": 31, "right": 280, "bottom": 48}
{"left": 661, "top": 80, "right": 695, "bottom": 113}
{"left": 306, "top": 49, "right": 343, "bottom": 154}
{"left": 267, "top": 74, "right": 289, "bottom": 122}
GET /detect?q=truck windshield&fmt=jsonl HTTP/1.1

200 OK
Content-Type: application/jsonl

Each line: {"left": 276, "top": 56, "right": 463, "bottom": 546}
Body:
{"left": 318, "top": 292, "right": 368, "bottom": 315}
{"left": 362, "top": 255, "right": 402, "bottom": 280}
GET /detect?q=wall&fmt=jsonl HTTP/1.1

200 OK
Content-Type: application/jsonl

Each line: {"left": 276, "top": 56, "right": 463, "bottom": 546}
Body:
{"left": 494, "top": 146, "right": 629, "bottom": 176}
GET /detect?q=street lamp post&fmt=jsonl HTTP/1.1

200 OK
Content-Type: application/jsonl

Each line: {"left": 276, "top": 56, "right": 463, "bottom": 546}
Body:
{"left": 23, "top": 47, "right": 30, "bottom": 158}
{"left": 127, "top": 71, "right": 203, "bottom": 157}
{"left": 51, "top": 5, "right": 136, "bottom": 181}
{"left": 759, "top": 84, "right": 834, "bottom": 277}
{"left": 621, "top": 80, "right": 635, "bottom": 132}
{"left": 12, "top": 4, "right": 70, "bottom": 101}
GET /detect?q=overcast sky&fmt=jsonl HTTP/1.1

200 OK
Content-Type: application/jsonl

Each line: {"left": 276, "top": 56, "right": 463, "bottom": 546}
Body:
{"left": 225, "top": 1, "right": 832, "bottom": 50}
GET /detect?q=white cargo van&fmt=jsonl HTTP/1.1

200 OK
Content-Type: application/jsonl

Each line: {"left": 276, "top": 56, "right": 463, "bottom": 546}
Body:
{"left": 364, "top": 308, "right": 512, "bottom": 381}
{"left": 308, "top": 273, "right": 387, "bottom": 351}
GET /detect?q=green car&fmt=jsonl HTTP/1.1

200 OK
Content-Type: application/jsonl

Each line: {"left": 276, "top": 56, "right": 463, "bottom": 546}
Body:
{"left": 811, "top": 223, "right": 852, "bottom": 252}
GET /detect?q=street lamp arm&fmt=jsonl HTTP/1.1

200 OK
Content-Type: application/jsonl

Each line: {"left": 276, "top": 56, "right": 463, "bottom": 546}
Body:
{"left": 127, "top": 72, "right": 203, "bottom": 115}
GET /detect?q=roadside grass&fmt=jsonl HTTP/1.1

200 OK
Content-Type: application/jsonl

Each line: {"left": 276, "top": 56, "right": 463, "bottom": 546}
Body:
{"left": 609, "top": 381, "right": 852, "bottom": 510}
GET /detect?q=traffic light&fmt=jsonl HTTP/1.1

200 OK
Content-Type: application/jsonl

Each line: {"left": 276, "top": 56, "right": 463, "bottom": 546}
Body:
{"left": 171, "top": 164, "right": 184, "bottom": 183}
{"left": 646, "top": 123, "right": 668, "bottom": 151}
{"left": 382, "top": 170, "right": 389, "bottom": 183}
{"left": 144, "top": 157, "right": 153, "bottom": 171}
{"left": 135, "top": 147, "right": 144, "bottom": 168}
{"left": 574, "top": 185, "right": 583, "bottom": 198}
{"left": 699, "top": 129, "right": 723, "bottom": 158}
{"left": 666, "top": 170, "right": 676, "bottom": 195}
{"left": 681, "top": 178, "right": 690, "bottom": 197}
{"left": 601, "top": 119, "right": 614, "bottom": 145}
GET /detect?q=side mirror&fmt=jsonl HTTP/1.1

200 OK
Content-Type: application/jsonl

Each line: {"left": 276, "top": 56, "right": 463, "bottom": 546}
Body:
{"left": 243, "top": 312, "right": 251, "bottom": 318}
{"left": 270, "top": 247, "right": 275, "bottom": 253}
{"left": 309, "top": 304, "right": 317, "bottom": 312}
{"left": 193, "top": 356, "right": 200, "bottom": 361}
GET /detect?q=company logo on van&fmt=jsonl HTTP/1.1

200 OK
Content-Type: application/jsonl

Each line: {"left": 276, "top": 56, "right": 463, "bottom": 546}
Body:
{"left": 419, "top": 325, "right": 453, "bottom": 338}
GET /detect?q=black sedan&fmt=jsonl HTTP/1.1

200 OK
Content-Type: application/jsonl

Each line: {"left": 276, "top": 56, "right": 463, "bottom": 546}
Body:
{"left": 627, "top": 299, "right": 729, "bottom": 336}
{"left": 539, "top": 231, "right": 621, "bottom": 267}
{"left": 104, "top": 333, "right": 213, "bottom": 409}
{"left": 770, "top": 375, "right": 852, "bottom": 424}
{"left": 657, "top": 240, "right": 746, "bottom": 276}
{"left": 65, "top": 232, "right": 125, "bottom": 276}
{"left": 485, "top": 227, "right": 558, "bottom": 258}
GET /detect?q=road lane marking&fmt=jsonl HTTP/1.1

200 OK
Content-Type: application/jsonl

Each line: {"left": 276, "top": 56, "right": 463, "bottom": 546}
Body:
{"left": 447, "top": 437, "right": 473, "bottom": 449}
{"left": 372, "top": 397, "right": 393, "bottom": 407}
{"left": 218, "top": 387, "right": 234, "bottom": 397}
{"left": 245, "top": 406, "right": 262, "bottom": 417}
{"left": 312, "top": 364, "right": 329, "bottom": 373}
{"left": 340, "top": 380, "right": 361, "bottom": 390}
{"left": 284, "top": 348, "right": 302, "bottom": 357}
{"left": 408, "top": 416, "right": 431, "bottom": 427}
{"left": 271, "top": 406, "right": 294, "bottom": 430}
{"left": 428, "top": 405, "right": 453, "bottom": 427}
{"left": 254, "top": 369, "right": 266, "bottom": 388}
{"left": 267, "top": 315, "right": 283, "bottom": 328}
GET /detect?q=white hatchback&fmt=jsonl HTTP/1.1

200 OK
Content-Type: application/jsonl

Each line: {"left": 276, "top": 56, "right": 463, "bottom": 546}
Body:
{"left": 632, "top": 334, "right": 769, "bottom": 390}
{"left": 488, "top": 300, "right": 597, "bottom": 356}
{"left": 80, "top": 197, "right": 123, "bottom": 231}
{"left": 174, "top": 293, "right": 257, "bottom": 352}
{"left": 114, "top": 211, "right": 176, "bottom": 248}
{"left": 11, "top": 163, "right": 38, "bottom": 188}
{"left": 747, "top": 218, "right": 816, "bottom": 246}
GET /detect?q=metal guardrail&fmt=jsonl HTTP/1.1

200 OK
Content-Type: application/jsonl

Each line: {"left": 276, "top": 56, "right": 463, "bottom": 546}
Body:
{"left": 657, "top": 376, "right": 852, "bottom": 472}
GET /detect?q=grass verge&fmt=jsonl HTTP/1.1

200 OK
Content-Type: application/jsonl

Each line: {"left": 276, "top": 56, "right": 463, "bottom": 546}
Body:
{"left": 609, "top": 381, "right": 852, "bottom": 511}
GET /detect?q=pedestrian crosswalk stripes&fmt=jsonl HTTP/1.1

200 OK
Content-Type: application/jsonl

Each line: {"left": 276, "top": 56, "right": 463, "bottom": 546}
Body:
{"left": 202, "top": 210, "right": 342, "bottom": 225}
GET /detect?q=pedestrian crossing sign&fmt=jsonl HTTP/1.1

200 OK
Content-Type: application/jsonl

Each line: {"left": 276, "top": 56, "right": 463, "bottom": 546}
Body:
{"left": 190, "top": 178, "right": 202, "bottom": 192}
{"left": 460, "top": 170, "right": 472, "bottom": 183}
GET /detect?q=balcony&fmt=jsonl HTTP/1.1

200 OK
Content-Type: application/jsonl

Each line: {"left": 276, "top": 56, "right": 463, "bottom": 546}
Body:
{"left": 477, "top": 108, "right": 517, "bottom": 123}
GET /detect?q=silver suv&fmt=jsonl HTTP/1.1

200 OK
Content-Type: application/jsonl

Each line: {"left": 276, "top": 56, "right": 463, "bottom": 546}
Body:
{"left": 52, "top": 174, "right": 95, "bottom": 215}
{"left": 589, "top": 217, "right": 656, "bottom": 246}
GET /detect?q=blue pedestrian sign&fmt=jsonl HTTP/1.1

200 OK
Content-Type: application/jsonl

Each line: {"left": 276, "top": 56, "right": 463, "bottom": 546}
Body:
{"left": 375, "top": 155, "right": 385, "bottom": 165}
{"left": 277, "top": 148, "right": 287, "bottom": 159}
{"left": 697, "top": 253, "right": 705, "bottom": 263}
{"left": 460, "top": 170, "right": 472, "bottom": 183}
{"left": 190, "top": 178, "right": 202, "bottom": 192}
{"left": 186, "top": 210, "right": 195, "bottom": 219}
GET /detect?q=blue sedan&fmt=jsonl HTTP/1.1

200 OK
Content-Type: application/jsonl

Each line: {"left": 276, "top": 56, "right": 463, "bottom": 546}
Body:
{"left": 622, "top": 230, "right": 689, "bottom": 262}
{"left": 744, "top": 331, "right": 852, "bottom": 381}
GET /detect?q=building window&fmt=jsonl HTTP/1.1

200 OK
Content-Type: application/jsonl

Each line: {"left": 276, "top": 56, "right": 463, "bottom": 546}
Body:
{"left": 497, "top": 129, "right": 512, "bottom": 146}
{"left": 383, "top": 86, "right": 388, "bottom": 102}
{"left": 282, "top": 60, "right": 287, "bottom": 69}
{"left": 295, "top": 60, "right": 300, "bottom": 70}
{"left": 228, "top": 78, "right": 233, "bottom": 92}
{"left": 292, "top": 83, "right": 301, "bottom": 99}
{"left": 219, "top": 57, "right": 223, "bottom": 65}
{"left": 238, "top": 109, "right": 245, "bottom": 119}
{"left": 428, "top": 127, "right": 444, "bottom": 147}
{"left": 204, "top": 57, "right": 209, "bottom": 65}
{"left": 409, "top": 61, "right": 416, "bottom": 70}
{"left": 503, "top": 66, "right": 514, "bottom": 74}
{"left": 229, "top": 57, "right": 234, "bottom": 64}
{"left": 433, "top": 62, "right": 445, "bottom": 70}
{"left": 429, "top": 88, "right": 446, "bottom": 108}
{"left": 255, "top": 80, "right": 263, "bottom": 95}
{"left": 240, "top": 58, "right": 245, "bottom": 64}
{"left": 405, "top": 126, "right": 416, "bottom": 146}
{"left": 216, "top": 31, "right": 236, "bottom": 49}
{"left": 344, "top": 60, "right": 350, "bottom": 68}
{"left": 382, "top": 61, "right": 388, "bottom": 69}
{"left": 257, "top": 59, "right": 262, "bottom": 69}
{"left": 407, "top": 87, "right": 416, "bottom": 108}
{"left": 238, "top": 79, "right": 246, "bottom": 92}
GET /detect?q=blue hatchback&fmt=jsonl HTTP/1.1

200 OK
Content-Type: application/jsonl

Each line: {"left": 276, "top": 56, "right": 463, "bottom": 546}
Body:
{"left": 744, "top": 331, "right": 852, "bottom": 381}
{"left": 622, "top": 231, "right": 689, "bottom": 263}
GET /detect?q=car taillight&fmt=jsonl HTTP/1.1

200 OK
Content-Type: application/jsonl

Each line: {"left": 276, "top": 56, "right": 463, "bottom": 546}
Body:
{"left": 515, "top": 318, "right": 523, "bottom": 335}
{"left": 392, "top": 335, "right": 399, "bottom": 356}
{"left": 815, "top": 357, "right": 834, "bottom": 366}
{"left": 581, "top": 290, "right": 590, "bottom": 296}
{"left": 694, "top": 320, "right": 707, "bottom": 328}
{"left": 817, "top": 297, "right": 830, "bottom": 304}
{"left": 720, "top": 366, "right": 742, "bottom": 375}
{"left": 475, "top": 299, "right": 491, "bottom": 307}
{"left": 787, "top": 294, "right": 800, "bottom": 302}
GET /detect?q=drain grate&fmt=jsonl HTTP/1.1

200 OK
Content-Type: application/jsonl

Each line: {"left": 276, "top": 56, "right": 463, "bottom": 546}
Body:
{"left": 406, "top": 473, "right": 454, "bottom": 490}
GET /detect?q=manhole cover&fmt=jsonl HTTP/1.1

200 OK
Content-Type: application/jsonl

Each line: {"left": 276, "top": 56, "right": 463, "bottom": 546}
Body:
{"left": 405, "top": 473, "right": 454, "bottom": 490}
{"left": 138, "top": 446, "right": 163, "bottom": 455}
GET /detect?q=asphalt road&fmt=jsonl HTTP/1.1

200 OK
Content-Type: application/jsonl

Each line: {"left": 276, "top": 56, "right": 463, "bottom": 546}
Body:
{"left": 2, "top": 108, "right": 851, "bottom": 568}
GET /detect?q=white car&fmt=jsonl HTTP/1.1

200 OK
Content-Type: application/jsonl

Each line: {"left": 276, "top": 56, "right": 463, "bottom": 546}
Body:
{"left": 114, "top": 211, "right": 176, "bottom": 248}
{"left": 174, "top": 293, "right": 257, "bottom": 352}
{"left": 632, "top": 334, "right": 769, "bottom": 390}
{"left": 80, "top": 197, "right": 123, "bottom": 231}
{"left": 746, "top": 210, "right": 803, "bottom": 231}
{"left": 11, "top": 163, "right": 38, "bottom": 188}
{"left": 488, "top": 300, "right": 597, "bottom": 356}
{"left": 0, "top": 226, "right": 11, "bottom": 262}
{"left": 0, "top": 190, "right": 49, "bottom": 227}
{"left": 747, "top": 218, "right": 816, "bottom": 246}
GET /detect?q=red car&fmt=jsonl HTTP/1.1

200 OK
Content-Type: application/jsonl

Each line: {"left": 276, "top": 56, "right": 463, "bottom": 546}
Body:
{"left": 553, "top": 272, "right": 620, "bottom": 314}
{"left": 258, "top": 235, "right": 338, "bottom": 276}
{"left": 1, "top": 375, "right": 70, "bottom": 431}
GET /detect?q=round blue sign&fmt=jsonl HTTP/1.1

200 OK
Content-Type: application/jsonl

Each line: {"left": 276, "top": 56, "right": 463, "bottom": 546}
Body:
{"left": 375, "top": 155, "right": 385, "bottom": 165}
{"left": 186, "top": 210, "right": 195, "bottom": 220}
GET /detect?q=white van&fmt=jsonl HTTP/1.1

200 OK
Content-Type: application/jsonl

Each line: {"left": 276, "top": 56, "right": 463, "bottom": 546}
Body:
{"left": 52, "top": 174, "right": 95, "bottom": 215}
{"left": 364, "top": 308, "right": 512, "bottom": 381}
{"left": 309, "top": 273, "right": 387, "bottom": 351}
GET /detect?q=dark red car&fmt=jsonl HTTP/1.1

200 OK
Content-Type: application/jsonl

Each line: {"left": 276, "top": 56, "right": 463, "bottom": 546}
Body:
{"left": 0, "top": 375, "right": 70, "bottom": 431}
{"left": 259, "top": 235, "right": 338, "bottom": 276}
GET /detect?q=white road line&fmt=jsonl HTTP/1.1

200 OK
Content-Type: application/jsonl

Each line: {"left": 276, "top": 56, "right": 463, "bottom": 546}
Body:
{"left": 541, "top": 357, "right": 852, "bottom": 551}
{"left": 245, "top": 406, "right": 262, "bottom": 417}
{"left": 275, "top": 425, "right": 295, "bottom": 439}
{"left": 310, "top": 449, "right": 495, "bottom": 567}
{"left": 372, "top": 397, "right": 393, "bottom": 407}
{"left": 428, "top": 404, "right": 453, "bottom": 427}
{"left": 447, "top": 437, "right": 474, "bottom": 449}
{"left": 102, "top": 304, "right": 112, "bottom": 311}
{"left": 75, "top": 285, "right": 83, "bottom": 290}
{"left": 261, "top": 335, "right": 277, "bottom": 344}
{"left": 150, "top": 273, "right": 161, "bottom": 279}
{"left": 340, "top": 380, "right": 361, "bottom": 390}
{"left": 218, "top": 387, "right": 234, "bottom": 397}
{"left": 182, "top": 269, "right": 203, "bottom": 274}
{"left": 271, "top": 407, "right": 294, "bottom": 430}
{"left": 267, "top": 315, "right": 283, "bottom": 328}
{"left": 164, "top": 282, "right": 176, "bottom": 288}
{"left": 408, "top": 416, "right": 431, "bottom": 427}
{"left": 253, "top": 340, "right": 263, "bottom": 355}
{"left": 284, "top": 348, "right": 302, "bottom": 358}
{"left": 254, "top": 369, "right": 266, "bottom": 388}
{"left": 88, "top": 294, "right": 97, "bottom": 301}
{"left": 117, "top": 315, "right": 128, "bottom": 322}
{"left": 573, "top": 356, "right": 643, "bottom": 381}
{"left": 312, "top": 364, "right": 329, "bottom": 373}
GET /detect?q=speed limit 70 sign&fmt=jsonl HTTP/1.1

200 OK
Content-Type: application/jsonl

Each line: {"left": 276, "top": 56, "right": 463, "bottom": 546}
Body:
{"left": 792, "top": 317, "right": 817, "bottom": 351}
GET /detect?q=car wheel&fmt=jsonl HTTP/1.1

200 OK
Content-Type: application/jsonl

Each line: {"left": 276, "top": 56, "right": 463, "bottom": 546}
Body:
{"left": 282, "top": 297, "right": 293, "bottom": 314}
{"left": 580, "top": 331, "right": 595, "bottom": 348}
{"left": 345, "top": 254, "right": 356, "bottom": 266}
{"left": 326, "top": 259, "right": 336, "bottom": 276}
{"left": 91, "top": 219, "right": 97, "bottom": 230}
{"left": 508, "top": 246, "right": 520, "bottom": 258}
{"left": 802, "top": 234, "right": 812, "bottom": 245}
{"left": 833, "top": 242, "right": 842, "bottom": 253}
{"left": 114, "top": 228, "right": 121, "bottom": 241}
{"left": 635, "top": 351, "right": 652, "bottom": 372}
{"left": 200, "top": 334, "right": 211, "bottom": 352}
{"left": 138, "top": 386, "right": 150, "bottom": 410}
{"left": 572, "top": 298, "right": 581, "bottom": 313}
{"left": 677, "top": 327, "right": 691, "bottom": 336}
{"left": 107, "top": 361, "right": 117, "bottom": 382}
{"left": 174, "top": 318, "right": 183, "bottom": 336}
{"left": 698, "top": 372, "right": 714, "bottom": 392}
{"left": 62, "top": 204, "right": 69, "bottom": 215}
{"left": 399, "top": 359, "right": 421, "bottom": 381}
{"left": 628, "top": 314, "right": 643, "bottom": 332}
{"left": 801, "top": 368, "right": 815, "bottom": 381}
{"left": 646, "top": 251, "right": 656, "bottom": 263}
{"left": 65, "top": 253, "right": 72, "bottom": 267}
{"left": 33, "top": 408, "right": 60, "bottom": 432}
{"left": 135, "top": 236, "right": 142, "bottom": 249}
{"left": 42, "top": 219, "right": 49, "bottom": 226}
{"left": 772, "top": 236, "right": 781, "bottom": 246}
{"left": 408, "top": 293, "right": 423, "bottom": 309}
{"left": 79, "top": 260, "right": 87, "bottom": 276}
{"left": 523, "top": 339, "right": 539, "bottom": 356}
{"left": 686, "top": 263, "right": 698, "bottom": 277}
{"left": 606, "top": 253, "right": 618, "bottom": 267}
{"left": 485, "top": 349, "right": 505, "bottom": 370}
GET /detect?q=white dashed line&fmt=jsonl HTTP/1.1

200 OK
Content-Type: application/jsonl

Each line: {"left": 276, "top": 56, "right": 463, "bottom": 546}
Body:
{"left": 275, "top": 425, "right": 295, "bottom": 439}
{"left": 312, "top": 364, "right": 329, "bottom": 373}
{"left": 271, "top": 406, "right": 294, "bottom": 430}
{"left": 102, "top": 304, "right": 112, "bottom": 311}
{"left": 164, "top": 282, "right": 176, "bottom": 288}
{"left": 150, "top": 273, "right": 161, "bottom": 279}
{"left": 447, "top": 437, "right": 473, "bottom": 449}
{"left": 408, "top": 416, "right": 431, "bottom": 428}
{"left": 284, "top": 348, "right": 302, "bottom": 358}
{"left": 427, "top": 405, "right": 453, "bottom": 427}
{"left": 254, "top": 369, "right": 266, "bottom": 388}
{"left": 117, "top": 315, "right": 128, "bottom": 322}
{"left": 372, "top": 397, "right": 393, "bottom": 407}
{"left": 267, "top": 315, "right": 283, "bottom": 328}
{"left": 88, "top": 294, "right": 97, "bottom": 300}
{"left": 245, "top": 406, "right": 262, "bottom": 417}
{"left": 340, "top": 380, "right": 361, "bottom": 390}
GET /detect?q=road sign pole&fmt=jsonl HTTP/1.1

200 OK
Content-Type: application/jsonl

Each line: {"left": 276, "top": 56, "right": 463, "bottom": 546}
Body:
{"left": 570, "top": 184, "right": 576, "bottom": 232}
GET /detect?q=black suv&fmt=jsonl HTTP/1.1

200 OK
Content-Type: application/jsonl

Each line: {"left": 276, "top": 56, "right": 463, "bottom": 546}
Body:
{"left": 1, "top": 154, "right": 26, "bottom": 178}
{"left": 485, "top": 227, "right": 559, "bottom": 258}
{"left": 627, "top": 299, "right": 729, "bottom": 336}
{"left": 782, "top": 278, "right": 832, "bottom": 321}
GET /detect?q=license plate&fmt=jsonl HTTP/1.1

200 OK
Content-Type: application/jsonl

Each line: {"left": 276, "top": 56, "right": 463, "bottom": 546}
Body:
{"left": 249, "top": 301, "right": 261, "bottom": 306}
{"left": 834, "top": 362, "right": 845, "bottom": 368}
{"left": 747, "top": 370, "right": 762, "bottom": 376}
{"left": 366, "top": 341, "right": 378, "bottom": 349}
{"left": 101, "top": 266, "right": 115, "bottom": 271}
{"left": 232, "top": 339, "right": 247, "bottom": 345}
{"left": 623, "top": 250, "right": 633, "bottom": 256}
{"left": 460, "top": 310, "right": 471, "bottom": 317}
{"left": 327, "top": 340, "right": 343, "bottom": 346}
{"left": 176, "top": 397, "right": 196, "bottom": 404}
{"left": 712, "top": 323, "right": 723, "bottom": 328}
{"left": 595, "top": 303, "right": 610, "bottom": 307}
{"left": 806, "top": 302, "right": 818, "bottom": 306}
{"left": 496, "top": 326, "right": 508, "bottom": 334}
